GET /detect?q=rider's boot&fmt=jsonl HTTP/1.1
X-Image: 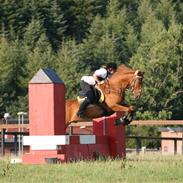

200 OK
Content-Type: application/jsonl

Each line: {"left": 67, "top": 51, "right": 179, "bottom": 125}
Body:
{"left": 77, "top": 98, "right": 90, "bottom": 118}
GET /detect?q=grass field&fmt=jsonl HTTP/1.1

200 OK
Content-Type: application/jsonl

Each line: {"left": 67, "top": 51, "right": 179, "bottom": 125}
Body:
{"left": 0, "top": 153, "right": 183, "bottom": 183}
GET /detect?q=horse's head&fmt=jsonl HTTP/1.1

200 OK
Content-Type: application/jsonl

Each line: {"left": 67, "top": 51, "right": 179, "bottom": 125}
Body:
{"left": 103, "top": 64, "right": 144, "bottom": 101}
{"left": 128, "top": 70, "right": 144, "bottom": 99}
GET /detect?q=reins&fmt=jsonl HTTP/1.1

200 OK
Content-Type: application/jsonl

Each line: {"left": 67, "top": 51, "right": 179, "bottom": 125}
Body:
{"left": 103, "top": 71, "right": 143, "bottom": 96}
{"left": 96, "top": 70, "right": 143, "bottom": 98}
{"left": 101, "top": 79, "right": 123, "bottom": 96}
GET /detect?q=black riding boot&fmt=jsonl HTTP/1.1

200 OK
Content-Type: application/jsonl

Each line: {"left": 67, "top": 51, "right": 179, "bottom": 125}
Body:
{"left": 77, "top": 99, "right": 90, "bottom": 118}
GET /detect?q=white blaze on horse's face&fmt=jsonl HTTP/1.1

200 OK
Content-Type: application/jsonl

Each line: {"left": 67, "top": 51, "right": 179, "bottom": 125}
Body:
{"left": 130, "top": 70, "right": 144, "bottom": 99}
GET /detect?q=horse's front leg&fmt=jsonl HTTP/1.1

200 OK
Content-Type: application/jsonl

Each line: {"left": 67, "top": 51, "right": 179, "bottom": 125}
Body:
{"left": 110, "top": 104, "right": 134, "bottom": 126}
{"left": 110, "top": 104, "right": 134, "bottom": 113}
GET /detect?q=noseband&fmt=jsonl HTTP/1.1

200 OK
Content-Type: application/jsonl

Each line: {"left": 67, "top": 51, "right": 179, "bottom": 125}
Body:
{"left": 128, "top": 71, "right": 143, "bottom": 92}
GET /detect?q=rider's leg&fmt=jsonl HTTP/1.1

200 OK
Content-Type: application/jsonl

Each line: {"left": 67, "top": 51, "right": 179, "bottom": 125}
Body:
{"left": 77, "top": 98, "right": 91, "bottom": 118}
{"left": 77, "top": 81, "right": 93, "bottom": 118}
{"left": 77, "top": 84, "right": 95, "bottom": 118}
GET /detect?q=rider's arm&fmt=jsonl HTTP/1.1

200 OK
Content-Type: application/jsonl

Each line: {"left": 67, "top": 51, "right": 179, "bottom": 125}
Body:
{"left": 93, "top": 73, "right": 101, "bottom": 84}
{"left": 93, "top": 68, "right": 107, "bottom": 84}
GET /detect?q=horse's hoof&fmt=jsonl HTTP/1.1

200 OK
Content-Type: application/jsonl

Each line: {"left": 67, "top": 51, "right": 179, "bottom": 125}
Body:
{"left": 114, "top": 116, "right": 132, "bottom": 126}
{"left": 114, "top": 118, "right": 127, "bottom": 126}
{"left": 114, "top": 119, "right": 123, "bottom": 126}
{"left": 123, "top": 119, "right": 131, "bottom": 125}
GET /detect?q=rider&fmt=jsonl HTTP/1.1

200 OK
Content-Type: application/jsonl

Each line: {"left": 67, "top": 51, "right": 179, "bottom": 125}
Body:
{"left": 77, "top": 62, "right": 117, "bottom": 118}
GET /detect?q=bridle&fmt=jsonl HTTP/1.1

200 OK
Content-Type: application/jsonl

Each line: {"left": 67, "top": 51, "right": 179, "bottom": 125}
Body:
{"left": 102, "top": 70, "right": 143, "bottom": 96}
{"left": 128, "top": 70, "right": 143, "bottom": 93}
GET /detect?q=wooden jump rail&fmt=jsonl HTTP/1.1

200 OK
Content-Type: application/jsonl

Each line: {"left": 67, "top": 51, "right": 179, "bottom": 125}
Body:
{"left": 0, "top": 124, "right": 29, "bottom": 129}
{"left": 0, "top": 120, "right": 182, "bottom": 129}
{"left": 131, "top": 120, "right": 183, "bottom": 126}
{"left": 68, "top": 120, "right": 183, "bottom": 136}
{"left": 1, "top": 120, "right": 183, "bottom": 156}
{"left": 69, "top": 120, "right": 183, "bottom": 128}
{"left": 0, "top": 124, "right": 29, "bottom": 156}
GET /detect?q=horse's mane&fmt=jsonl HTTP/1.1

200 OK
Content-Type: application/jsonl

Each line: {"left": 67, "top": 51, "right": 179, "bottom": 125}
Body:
{"left": 110, "top": 64, "right": 135, "bottom": 79}
{"left": 118, "top": 64, "right": 135, "bottom": 73}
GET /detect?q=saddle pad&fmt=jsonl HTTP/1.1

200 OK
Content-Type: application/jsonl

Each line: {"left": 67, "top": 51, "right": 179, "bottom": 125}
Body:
{"left": 95, "top": 86, "right": 105, "bottom": 103}
{"left": 77, "top": 87, "right": 105, "bottom": 104}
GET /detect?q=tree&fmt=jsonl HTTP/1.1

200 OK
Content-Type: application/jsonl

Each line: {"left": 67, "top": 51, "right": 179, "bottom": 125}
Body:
{"left": 155, "top": 0, "right": 175, "bottom": 29}
{"left": 0, "top": 37, "right": 27, "bottom": 117}
{"left": 75, "top": 0, "right": 138, "bottom": 71}
{"left": 175, "top": 0, "right": 183, "bottom": 24}
{"left": 129, "top": 7, "right": 183, "bottom": 120}
{"left": 59, "top": 0, "right": 106, "bottom": 42}
{"left": 56, "top": 39, "right": 89, "bottom": 98}
{"left": 45, "top": 0, "right": 67, "bottom": 50}
{"left": 23, "top": 18, "right": 45, "bottom": 50}
{"left": 25, "top": 33, "right": 56, "bottom": 84}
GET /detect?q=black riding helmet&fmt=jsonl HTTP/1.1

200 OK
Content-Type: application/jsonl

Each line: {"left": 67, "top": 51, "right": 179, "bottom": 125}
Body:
{"left": 106, "top": 62, "right": 117, "bottom": 70}
{"left": 106, "top": 63, "right": 117, "bottom": 77}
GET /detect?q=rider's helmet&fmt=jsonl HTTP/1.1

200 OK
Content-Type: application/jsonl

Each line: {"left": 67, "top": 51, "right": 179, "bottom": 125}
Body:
{"left": 106, "top": 62, "right": 117, "bottom": 75}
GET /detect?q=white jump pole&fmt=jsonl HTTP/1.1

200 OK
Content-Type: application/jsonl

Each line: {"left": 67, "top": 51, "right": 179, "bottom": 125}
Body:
{"left": 17, "top": 112, "right": 27, "bottom": 156}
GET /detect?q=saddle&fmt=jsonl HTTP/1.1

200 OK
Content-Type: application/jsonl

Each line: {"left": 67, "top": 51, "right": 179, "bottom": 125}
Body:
{"left": 77, "top": 86, "right": 105, "bottom": 104}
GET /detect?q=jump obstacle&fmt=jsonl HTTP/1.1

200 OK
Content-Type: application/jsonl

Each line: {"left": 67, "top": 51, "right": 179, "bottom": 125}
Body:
{"left": 22, "top": 69, "right": 126, "bottom": 164}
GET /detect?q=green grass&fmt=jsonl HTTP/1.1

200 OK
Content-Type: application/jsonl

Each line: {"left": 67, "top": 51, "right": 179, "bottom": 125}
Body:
{"left": 0, "top": 153, "right": 183, "bottom": 183}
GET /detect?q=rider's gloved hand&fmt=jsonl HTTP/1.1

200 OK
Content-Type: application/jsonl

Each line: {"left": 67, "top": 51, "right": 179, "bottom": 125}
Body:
{"left": 98, "top": 80, "right": 105, "bottom": 85}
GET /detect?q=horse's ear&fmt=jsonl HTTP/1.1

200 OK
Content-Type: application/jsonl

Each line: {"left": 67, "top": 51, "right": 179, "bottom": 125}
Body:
{"left": 134, "top": 70, "right": 140, "bottom": 76}
{"left": 134, "top": 70, "right": 144, "bottom": 77}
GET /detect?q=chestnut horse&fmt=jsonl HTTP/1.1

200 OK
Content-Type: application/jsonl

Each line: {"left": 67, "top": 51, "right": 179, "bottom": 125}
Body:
{"left": 66, "top": 64, "right": 144, "bottom": 126}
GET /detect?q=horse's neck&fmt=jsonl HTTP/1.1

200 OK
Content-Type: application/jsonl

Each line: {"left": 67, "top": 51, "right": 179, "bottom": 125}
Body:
{"left": 100, "top": 73, "right": 133, "bottom": 95}
{"left": 109, "top": 74, "right": 132, "bottom": 89}
{"left": 98, "top": 79, "right": 126, "bottom": 96}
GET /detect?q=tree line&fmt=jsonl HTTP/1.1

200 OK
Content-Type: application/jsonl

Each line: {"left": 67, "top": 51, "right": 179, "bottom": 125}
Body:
{"left": 0, "top": 0, "right": 183, "bottom": 140}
